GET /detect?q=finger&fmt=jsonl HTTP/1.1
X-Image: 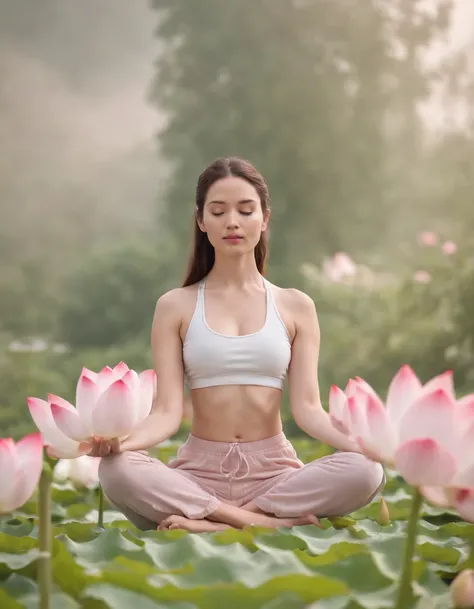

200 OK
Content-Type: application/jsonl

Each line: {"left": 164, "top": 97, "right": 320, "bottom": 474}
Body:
{"left": 99, "top": 440, "right": 110, "bottom": 458}
{"left": 110, "top": 438, "right": 121, "bottom": 453}
{"left": 169, "top": 524, "right": 181, "bottom": 530}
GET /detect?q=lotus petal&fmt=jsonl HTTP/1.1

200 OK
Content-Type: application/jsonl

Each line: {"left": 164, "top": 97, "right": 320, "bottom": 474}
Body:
{"left": 51, "top": 404, "right": 90, "bottom": 442}
{"left": 46, "top": 442, "right": 91, "bottom": 459}
{"left": 457, "top": 394, "right": 474, "bottom": 409}
{"left": 47, "top": 394, "right": 75, "bottom": 411}
{"left": 386, "top": 365, "right": 422, "bottom": 426}
{"left": 113, "top": 361, "right": 130, "bottom": 378}
{"left": 395, "top": 438, "right": 457, "bottom": 486}
{"left": 81, "top": 367, "right": 98, "bottom": 382}
{"left": 0, "top": 439, "right": 18, "bottom": 511}
{"left": 354, "top": 376, "right": 380, "bottom": 398}
{"left": 347, "top": 393, "right": 370, "bottom": 444}
{"left": 27, "top": 398, "right": 89, "bottom": 458}
{"left": 397, "top": 388, "right": 458, "bottom": 455}
{"left": 92, "top": 379, "right": 137, "bottom": 439}
{"left": 421, "top": 370, "right": 454, "bottom": 399}
{"left": 123, "top": 369, "right": 140, "bottom": 393}
{"left": 75, "top": 374, "right": 99, "bottom": 432}
{"left": 7, "top": 433, "right": 44, "bottom": 512}
{"left": 96, "top": 366, "right": 117, "bottom": 393}
{"left": 137, "top": 369, "right": 156, "bottom": 424}
{"left": 419, "top": 486, "right": 452, "bottom": 508}
{"left": 363, "top": 393, "right": 397, "bottom": 463}
{"left": 454, "top": 489, "right": 474, "bottom": 523}
{"left": 451, "top": 420, "right": 474, "bottom": 487}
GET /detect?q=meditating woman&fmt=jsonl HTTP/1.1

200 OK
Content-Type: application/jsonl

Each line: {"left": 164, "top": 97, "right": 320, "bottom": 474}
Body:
{"left": 95, "top": 157, "right": 385, "bottom": 532}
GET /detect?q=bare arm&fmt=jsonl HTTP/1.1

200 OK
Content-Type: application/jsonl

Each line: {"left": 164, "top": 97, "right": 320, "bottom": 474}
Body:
{"left": 287, "top": 290, "right": 359, "bottom": 452}
{"left": 119, "top": 291, "right": 185, "bottom": 452}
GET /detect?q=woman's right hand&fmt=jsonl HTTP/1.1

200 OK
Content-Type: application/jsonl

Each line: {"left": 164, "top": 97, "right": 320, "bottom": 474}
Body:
{"left": 87, "top": 435, "right": 121, "bottom": 458}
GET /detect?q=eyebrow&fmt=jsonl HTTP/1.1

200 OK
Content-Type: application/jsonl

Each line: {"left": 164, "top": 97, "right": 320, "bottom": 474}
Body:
{"left": 206, "top": 199, "right": 257, "bottom": 205}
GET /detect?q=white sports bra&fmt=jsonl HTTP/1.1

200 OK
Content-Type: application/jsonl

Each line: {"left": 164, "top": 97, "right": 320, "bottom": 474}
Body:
{"left": 183, "top": 276, "right": 292, "bottom": 390}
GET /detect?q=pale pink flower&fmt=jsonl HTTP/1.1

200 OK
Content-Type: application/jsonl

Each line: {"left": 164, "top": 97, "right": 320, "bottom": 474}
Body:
{"left": 54, "top": 455, "right": 100, "bottom": 490}
{"left": 418, "top": 231, "right": 438, "bottom": 246}
{"left": 329, "top": 365, "right": 474, "bottom": 522}
{"left": 0, "top": 433, "right": 44, "bottom": 514}
{"left": 323, "top": 252, "right": 357, "bottom": 283}
{"left": 28, "top": 362, "right": 156, "bottom": 459}
{"left": 442, "top": 240, "right": 457, "bottom": 255}
{"left": 413, "top": 270, "right": 431, "bottom": 284}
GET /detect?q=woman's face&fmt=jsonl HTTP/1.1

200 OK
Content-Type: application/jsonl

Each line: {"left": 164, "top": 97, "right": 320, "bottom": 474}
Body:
{"left": 198, "top": 176, "right": 269, "bottom": 255}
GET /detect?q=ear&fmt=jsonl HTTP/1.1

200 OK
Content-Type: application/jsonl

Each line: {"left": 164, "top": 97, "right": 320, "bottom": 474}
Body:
{"left": 261, "top": 208, "right": 271, "bottom": 232}
{"left": 195, "top": 207, "right": 206, "bottom": 232}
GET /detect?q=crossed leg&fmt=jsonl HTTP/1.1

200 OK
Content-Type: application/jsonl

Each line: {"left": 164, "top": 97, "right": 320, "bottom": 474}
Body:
{"left": 98, "top": 450, "right": 319, "bottom": 533}
{"left": 99, "top": 450, "right": 384, "bottom": 533}
{"left": 163, "top": 452, "right": 385, "bottom": 531}
{"left": 244, "top": 451, "right": 385, "bottom": 518}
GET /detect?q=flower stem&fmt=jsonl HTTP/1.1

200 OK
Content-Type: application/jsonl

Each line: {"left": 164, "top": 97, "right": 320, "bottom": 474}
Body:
{"left": 394, "top": 487, "right": 424, "bottom": 609}
{"left": 97, "top": 484, "right": 104, "bottom": 529}
{"left": 38, "top": 464, "right": 52, "bottom": 609}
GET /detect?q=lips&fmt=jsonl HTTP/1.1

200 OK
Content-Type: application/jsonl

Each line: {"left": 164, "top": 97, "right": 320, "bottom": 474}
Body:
{"left": 223, "top": 236, "right": 243, "bottom": 241}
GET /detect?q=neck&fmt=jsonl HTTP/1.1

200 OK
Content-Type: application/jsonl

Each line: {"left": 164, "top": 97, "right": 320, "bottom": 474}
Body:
{"left": 207, "top": 252, "right": 262, "bottom": 288}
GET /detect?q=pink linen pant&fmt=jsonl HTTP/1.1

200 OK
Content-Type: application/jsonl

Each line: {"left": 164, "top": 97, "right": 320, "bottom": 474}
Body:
{"left": 98, "top": 432, "right": 385, "bottom": 530}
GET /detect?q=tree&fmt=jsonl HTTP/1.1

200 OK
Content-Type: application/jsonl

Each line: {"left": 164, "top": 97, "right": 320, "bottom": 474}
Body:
{"left": 150, "top": 0, "right": 456, "bottom": 285}
{"left": 57, "top": 239, "right": 174, "bottom": 348}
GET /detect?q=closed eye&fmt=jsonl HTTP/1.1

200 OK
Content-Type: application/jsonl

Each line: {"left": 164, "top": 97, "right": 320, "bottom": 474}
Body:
{"left": 211, "top": 211, "right": 253, "bottom": 217}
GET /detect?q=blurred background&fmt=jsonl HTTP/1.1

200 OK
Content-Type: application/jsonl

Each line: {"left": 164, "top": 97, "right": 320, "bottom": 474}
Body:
{"left": 1, "top": 0, "right": 474, "bottom": 440}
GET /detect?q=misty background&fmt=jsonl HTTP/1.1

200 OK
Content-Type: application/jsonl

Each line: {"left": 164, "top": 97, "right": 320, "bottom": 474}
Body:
{"left": 2, "top": 0, "right": 474, "bottom": 439}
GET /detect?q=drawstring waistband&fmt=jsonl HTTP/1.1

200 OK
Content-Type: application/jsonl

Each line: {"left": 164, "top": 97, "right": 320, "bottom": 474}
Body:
{"left": 219, "top": 442, "right": 250, "bottom": 480}
{"left": 179, "top": 432, "right": 289, "bottom": 481}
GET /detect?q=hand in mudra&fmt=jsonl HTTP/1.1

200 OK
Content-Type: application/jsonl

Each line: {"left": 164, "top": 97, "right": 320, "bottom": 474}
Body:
{"left": 88, "top": 435, "right": 121, "bottom": 457}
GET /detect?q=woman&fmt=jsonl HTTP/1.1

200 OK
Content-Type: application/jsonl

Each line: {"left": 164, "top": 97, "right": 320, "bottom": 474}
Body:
{"left": 96, "top": 157, "right": 385, "bottom": 533}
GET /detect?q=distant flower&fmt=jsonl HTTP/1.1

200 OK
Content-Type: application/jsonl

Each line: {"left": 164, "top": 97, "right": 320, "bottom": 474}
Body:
{"left": 0, "top": 433, "right": 43, "bottom": 514}
{"left": 418, "top": 231, "right": 438, "bottom": 246}
{"left": 28, "top": 362, "right": 156, "bottom": 459}
{"left": 442, "top": 240, "right": 457, "bottom": 255}
{"left": 413, "top": 270, "right": 431, "bottom": 284}
{"left": 54, "top": 455, "right": 100, "bottom": 490}
{"left": 323, "top": 252, "right": 357, "bottom": 283}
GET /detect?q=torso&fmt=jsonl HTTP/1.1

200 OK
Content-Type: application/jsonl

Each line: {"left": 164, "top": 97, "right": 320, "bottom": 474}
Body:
{"left": 176, "top": 278, "right": 297, "bottom": 442}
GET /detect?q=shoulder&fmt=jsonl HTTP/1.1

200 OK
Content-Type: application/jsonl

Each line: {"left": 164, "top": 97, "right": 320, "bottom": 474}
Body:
{"left": 153, "top": 284, "right": 200, "bottom": 323}
{"left": 272, "top": 284, "right": 317, "bottom": 317}
{"left": 268, "top": 282, "right": 318, "bottom": 340}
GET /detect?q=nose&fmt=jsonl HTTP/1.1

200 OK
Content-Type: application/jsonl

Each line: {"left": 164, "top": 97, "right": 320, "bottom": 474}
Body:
{"left": 226, "top": 210, "right": 240, "bottom": 229}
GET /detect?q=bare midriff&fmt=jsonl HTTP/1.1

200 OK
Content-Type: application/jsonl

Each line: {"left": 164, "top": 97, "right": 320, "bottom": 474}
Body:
{"left": 189, "top": 385, "right": 284, "bottom": 442}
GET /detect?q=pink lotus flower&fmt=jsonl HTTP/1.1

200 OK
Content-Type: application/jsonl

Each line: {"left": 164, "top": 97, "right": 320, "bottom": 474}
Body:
{"left": 442, "top": 240, "right": 457, "bottom": 255}
{"left": 28, "top": 362, "right": 156, "bottom": 459}
{"left": 413, "top": 270, "right": 431, "bottom": 284}
{"left": 53, "top": 455, "right": 100, "bottom": 490}
{"left": 323, "top": 252, "right": 357, "bottom": 283}
{"left": 329, "top": 366, "right": 474, "bottom": 521}
{"left": 0, "top": 433, "right": 44, "bottom": 513}
{"left": 418, "top": 231, "right": 438, "bottom": 246}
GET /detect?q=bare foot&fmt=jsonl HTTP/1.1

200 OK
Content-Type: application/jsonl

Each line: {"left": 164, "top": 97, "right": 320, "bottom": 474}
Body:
{"left": 158, "top": 513, "right": 321, "bottom": 533}
{"left": 252, "top": 513, "right": 322, "bottom": 529}
{"left": 158, "top": 515, "right": 230, "bottom": 533}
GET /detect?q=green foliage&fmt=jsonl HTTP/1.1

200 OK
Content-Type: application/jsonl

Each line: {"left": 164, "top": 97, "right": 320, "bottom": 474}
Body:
{"left": 303, "top": 240, "right": 474, "bottom": 397}
{"left": 56, "top": 239, "right": 174, "bottom": 349}
{"left": 0, "top": 442, "right": 469, "bottom": 608}
{"left": 149, "top": 0, "right": 457, "bottom": 285}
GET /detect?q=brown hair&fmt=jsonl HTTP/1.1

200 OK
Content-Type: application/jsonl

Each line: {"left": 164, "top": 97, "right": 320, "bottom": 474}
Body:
{"left": 182, "top": 157, "right": 270, "bottom": 287}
